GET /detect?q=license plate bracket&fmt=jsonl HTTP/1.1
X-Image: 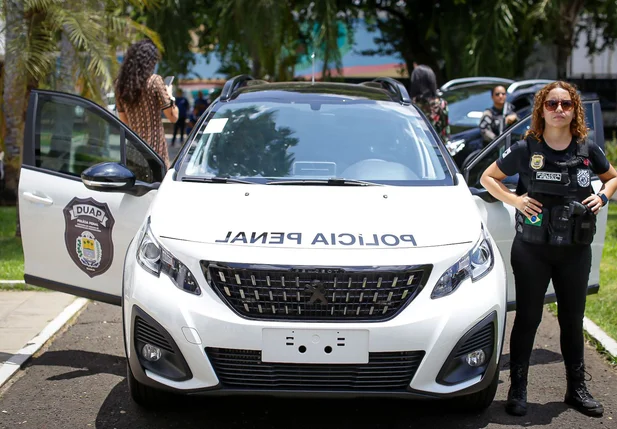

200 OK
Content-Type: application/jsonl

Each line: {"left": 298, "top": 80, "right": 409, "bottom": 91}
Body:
{"left": 261, "top": 328, "right": 369, "bottom": 364}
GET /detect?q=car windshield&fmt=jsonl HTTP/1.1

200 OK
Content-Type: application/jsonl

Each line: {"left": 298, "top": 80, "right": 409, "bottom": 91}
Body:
{"left": 442, "top": 84, "right": 495, "bottom": 132}
{"left": 178, "top": 98, "right": 453, "bottom": 186}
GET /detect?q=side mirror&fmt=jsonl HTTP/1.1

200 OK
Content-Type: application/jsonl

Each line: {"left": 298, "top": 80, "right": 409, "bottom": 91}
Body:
{"left": 81, "top": 162, "right": 136, "bottom": 192}
{"left": 469, "top": 187, "right": 499, "bottom": 203}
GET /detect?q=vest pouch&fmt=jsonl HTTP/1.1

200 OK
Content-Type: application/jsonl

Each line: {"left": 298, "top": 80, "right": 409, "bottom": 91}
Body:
{"left": 548, "top": 205, "right": 573, "bottom": 246}
{"left": 573, "top": 211, "right": 596, "bottom": 245}
{"left": 517, "top": 208, "right": 550, "bottom": 244}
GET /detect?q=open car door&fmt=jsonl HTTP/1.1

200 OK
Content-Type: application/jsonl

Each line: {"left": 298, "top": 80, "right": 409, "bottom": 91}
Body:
{"left": 19, "top": 90, "right": 166, "bottom": 305}
{"left": 462, "top": 100, "right": 607, "bottom": 309}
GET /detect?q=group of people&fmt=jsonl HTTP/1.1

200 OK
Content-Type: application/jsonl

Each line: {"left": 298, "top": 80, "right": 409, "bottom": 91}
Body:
{"left": 409, "top": 64, "right": 519, "bottom": 146}
{"left": 113, "top": 39, "right": 617, "bottom": 419}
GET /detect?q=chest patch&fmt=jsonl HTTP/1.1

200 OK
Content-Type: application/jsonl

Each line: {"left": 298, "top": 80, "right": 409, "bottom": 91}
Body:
{"left": 536, "top": 171, "right": 562, "bottom": 182}
{"left": 530, "top": 153, "right": 545, "bottom": 170}
{"left": 577, "top": 168, "right": 591, "bottom": 187}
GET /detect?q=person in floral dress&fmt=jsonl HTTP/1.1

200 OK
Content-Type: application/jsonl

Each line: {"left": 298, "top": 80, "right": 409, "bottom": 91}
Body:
{"left": 409, "top": 65, "right": 450, "bottom": 143}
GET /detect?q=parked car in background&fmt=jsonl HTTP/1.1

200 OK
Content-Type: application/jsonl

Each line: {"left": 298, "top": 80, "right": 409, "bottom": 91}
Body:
{"left": 440, "top": 78, "right": 553, "bottom": 169}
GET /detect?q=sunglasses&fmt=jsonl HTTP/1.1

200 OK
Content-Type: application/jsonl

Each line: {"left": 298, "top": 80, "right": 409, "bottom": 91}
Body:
{"left": 544, "top": 99, "right": 574, "bottom": 112}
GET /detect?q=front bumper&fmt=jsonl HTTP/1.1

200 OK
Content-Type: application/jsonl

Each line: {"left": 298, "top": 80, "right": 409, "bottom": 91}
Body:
{"left": 123, "top": 241, "right": 507, "bottom": 399}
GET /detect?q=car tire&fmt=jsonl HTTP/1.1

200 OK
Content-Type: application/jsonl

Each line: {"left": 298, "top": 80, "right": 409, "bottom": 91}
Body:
{"left": 454, "top": 366, "right": 500, "bottom": 413}
{"left": 127, "top": 361, "right": 169, "bottom": 408}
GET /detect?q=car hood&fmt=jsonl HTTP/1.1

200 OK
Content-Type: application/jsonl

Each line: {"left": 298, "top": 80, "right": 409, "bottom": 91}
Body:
{"left": 149, "top": 179, "right": 482, "bottom": 250}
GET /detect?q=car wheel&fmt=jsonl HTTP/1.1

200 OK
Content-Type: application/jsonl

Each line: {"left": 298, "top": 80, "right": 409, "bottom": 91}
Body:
{"left": 127, "top": 361, "right": 169, "bottom": 408}
{"left": 454, "top": 366, "right": 500, "bottom": 413}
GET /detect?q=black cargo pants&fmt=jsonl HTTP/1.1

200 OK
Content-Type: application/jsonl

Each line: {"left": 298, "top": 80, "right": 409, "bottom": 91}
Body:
{"left": 509, "top": 238, "right": 592, "bottom": 367}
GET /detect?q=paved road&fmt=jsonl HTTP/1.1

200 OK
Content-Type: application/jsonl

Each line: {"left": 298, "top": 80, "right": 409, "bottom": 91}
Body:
{"left": 0, "top": 302, "right": 616, "bottom": 429}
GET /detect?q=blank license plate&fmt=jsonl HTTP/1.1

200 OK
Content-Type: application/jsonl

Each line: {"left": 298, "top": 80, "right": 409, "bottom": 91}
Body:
{"left": 261, "top": 328, "right": 369, "bottom": 364}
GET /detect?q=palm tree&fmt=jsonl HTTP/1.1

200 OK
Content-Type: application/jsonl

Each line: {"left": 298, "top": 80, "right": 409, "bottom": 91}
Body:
{"left": 214, "top": 0, "right": 349, "bottom": 81}
{"left": 1, "top": 0, "right": 160, "bottom": 236}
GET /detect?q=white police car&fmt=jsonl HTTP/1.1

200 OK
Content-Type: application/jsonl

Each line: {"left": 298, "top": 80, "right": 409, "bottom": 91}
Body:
{"left": 18, "top": 76, "right": 607, "bottom": 411}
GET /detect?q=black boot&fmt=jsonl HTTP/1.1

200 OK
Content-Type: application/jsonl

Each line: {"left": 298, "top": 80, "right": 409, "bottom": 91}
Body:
{"left": 506, "top": 362, "right": 529, "bottom": 416}
{"left": 564, "top": 361, "right": 604, "bottom": 417}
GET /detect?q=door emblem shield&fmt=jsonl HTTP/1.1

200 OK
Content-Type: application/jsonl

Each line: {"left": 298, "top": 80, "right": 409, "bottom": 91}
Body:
{"left": 63, "top": 197, "right": 115, "bottom": 277}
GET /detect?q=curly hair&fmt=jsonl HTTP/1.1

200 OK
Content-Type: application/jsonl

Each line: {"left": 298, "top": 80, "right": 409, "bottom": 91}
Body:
{"left": 524, "top": 81, "right": 588, "bottom": 142}
{"left": 114, "top": 39, "right": 161, "bottom": 108}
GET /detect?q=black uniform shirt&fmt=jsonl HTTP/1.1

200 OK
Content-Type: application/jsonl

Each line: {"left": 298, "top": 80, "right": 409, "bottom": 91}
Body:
{"left": 496, "top": 137, "right": 610, "bottom": 196}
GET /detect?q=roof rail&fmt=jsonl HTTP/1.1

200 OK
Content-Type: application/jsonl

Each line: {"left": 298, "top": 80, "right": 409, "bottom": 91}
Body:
{"left": 363, "top": 77, "right": 411, "bottom": 104}
{"left": 440, "top": 77, "right": 514, "bottom": 91}
{"left": 506, "top": 79, "right": 554, "bottom": 94}
{"left": 220, "top": 75, "right": 258, "bottom": 101}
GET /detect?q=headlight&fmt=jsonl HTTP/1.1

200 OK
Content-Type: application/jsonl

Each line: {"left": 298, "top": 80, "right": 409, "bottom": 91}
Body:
{"left": 431, "top": 225, "right": 494, "bottom": 299}
{"left": 136, "top": 218, "right": 201, "bottom": 295}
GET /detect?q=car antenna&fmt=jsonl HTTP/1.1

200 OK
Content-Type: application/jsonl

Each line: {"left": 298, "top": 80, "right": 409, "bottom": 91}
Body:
{"left": 311, "top": 52, "right": 316, "bottom": 84}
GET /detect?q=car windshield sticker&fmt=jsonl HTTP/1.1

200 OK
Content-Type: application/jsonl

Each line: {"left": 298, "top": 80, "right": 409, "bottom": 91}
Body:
{"left": 204, "top": 118, "right": 229, "bottom": 134}
{"left": 577, "top": 168, "right": 591, "bottom": 187}
{"left": 215, "top": 232, "right": 417, "bottom": 246}
{"left": 63, "top": 197, "right": 115, "bottom": 277}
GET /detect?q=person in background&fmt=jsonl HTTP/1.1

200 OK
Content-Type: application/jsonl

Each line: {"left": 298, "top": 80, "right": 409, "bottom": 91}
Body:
{"left": 479, "top": 85, "right": 519, "bottom": 144}
{"left": 114, "top": 39, "right": 178, "bottom": 168}
{"left": 409, "top": 65, "right": 450, "bottom": 143}
{"left": 171, "top": 88, "right": 190, "bottom": 146}
{"left": 193, "top": 90, "right": 209, "bottom": 119}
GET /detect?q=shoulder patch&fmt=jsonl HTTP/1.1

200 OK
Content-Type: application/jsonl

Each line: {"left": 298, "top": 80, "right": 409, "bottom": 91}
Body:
{"left": 501, "top": 147, "right": 512, "bottom": 159}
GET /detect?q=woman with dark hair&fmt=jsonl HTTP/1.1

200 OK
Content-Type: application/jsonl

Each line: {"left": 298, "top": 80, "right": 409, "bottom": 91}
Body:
{"left": 479, "top": 85, "right": 518, "bottom": 144}
{"left": 409, "top": 65, "right": 450, "bottom": 142}
{"left": 481, "top": 81, "right": 617, "bottom": 417}
{"left": 115, "top": 39, "right": 178, "bottom": 168}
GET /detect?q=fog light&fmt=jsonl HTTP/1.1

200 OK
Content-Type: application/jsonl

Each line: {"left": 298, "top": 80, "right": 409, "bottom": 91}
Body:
{"left": 141, "top": 343, "right": 162, "bottom": 362}
{"left": 466, "top": 349, "right": 486, "bottom": 367}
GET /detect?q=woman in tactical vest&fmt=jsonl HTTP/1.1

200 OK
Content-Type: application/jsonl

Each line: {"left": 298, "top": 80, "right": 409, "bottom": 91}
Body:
{"left": 480, "top": 81, "right": 617, "bottom": 417}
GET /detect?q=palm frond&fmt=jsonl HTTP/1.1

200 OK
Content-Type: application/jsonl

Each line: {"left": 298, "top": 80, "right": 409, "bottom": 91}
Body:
{"left": 8, "top": 20, "right": 55, "bottom": 82}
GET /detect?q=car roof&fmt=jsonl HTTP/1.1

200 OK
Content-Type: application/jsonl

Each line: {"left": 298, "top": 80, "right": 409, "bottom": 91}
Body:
{"left": 232, "top": 82, "right": 394, "bottom": 102}
{"left": 218, "top": 75, "right": 412, "bottom": 104}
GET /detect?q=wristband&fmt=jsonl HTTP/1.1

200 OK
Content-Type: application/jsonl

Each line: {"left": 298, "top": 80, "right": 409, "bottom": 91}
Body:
{"left": 598, "top": 193, "right": 608, "bottom": 206}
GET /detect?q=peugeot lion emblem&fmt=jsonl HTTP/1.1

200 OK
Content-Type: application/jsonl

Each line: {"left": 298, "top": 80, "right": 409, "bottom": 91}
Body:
{"left": 307, "top": 279, "right": 328, "bottom": 305}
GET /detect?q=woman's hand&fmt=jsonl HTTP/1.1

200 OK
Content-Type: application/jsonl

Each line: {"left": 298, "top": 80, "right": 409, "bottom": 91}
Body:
{"left": 516, "top": 193, "right": 543, "bottom": 219}
{"left": 583, "top": 194, "right": 604, "bottom": 214}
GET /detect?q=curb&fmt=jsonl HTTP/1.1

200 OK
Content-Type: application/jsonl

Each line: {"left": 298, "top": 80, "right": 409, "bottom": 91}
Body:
{"left": 0, "top": 280, "right": 25, "bottom": 285}
{"left": 583, "top": 316, "right": 617, "bottom": 357}
{"left": 0, "top": 297, "right": 89, "bottom": 389}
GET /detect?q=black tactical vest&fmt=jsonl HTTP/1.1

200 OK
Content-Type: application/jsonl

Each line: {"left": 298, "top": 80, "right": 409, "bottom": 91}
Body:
{"left": 515, "top": 136, "right": 596, "bottom": 246}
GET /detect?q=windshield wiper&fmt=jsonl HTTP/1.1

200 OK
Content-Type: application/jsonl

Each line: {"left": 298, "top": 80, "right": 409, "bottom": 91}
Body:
{"left": 181, "top": 177, "right": 256, "bottom": 184}
{"left": 266, "top": 178, "right": 381, "bottom": 186}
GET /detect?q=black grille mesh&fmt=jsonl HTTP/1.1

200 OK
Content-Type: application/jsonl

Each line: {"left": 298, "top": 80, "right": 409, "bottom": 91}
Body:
{"left": 202, "top": 263, "right": 430, "bottom": 321}
{"left": 206, "top": 348, "right": 425, "bottom": 391}
{"left": 455, "top": 322, "right": 494, "bottom": 358}
{"left": 134, "top": 317, "right": 174, "bottom": 353}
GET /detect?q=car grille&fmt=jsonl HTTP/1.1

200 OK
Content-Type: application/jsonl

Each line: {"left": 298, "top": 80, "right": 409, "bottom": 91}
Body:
{"left": 206, "top": 348, "right": 425, "bottom": 391}
{"left": 134, "top": 316, "right": 174, "bottom": 353}
{"left": 455, "top": 321, "right": 494, "bottom": 359}
{"left": 201, "top": 263, "right": 431, "bottom": 321}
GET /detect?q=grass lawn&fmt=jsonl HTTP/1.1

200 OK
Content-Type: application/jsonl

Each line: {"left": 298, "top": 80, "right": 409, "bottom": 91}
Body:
{"left": 585, "top": 202, "right": 617, "bottom": 341}
{"left": 0, "top": 206, "right": 24, "bottom": 281}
